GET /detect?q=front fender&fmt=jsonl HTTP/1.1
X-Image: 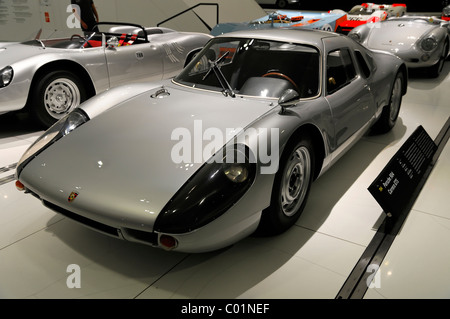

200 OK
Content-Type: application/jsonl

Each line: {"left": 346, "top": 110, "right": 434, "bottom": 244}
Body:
{"left": 0, "top": 47, "right": 107, "bottom": 114}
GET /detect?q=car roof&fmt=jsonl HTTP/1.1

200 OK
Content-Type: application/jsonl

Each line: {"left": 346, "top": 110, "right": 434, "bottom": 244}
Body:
{"left": 216, "top": 28, "right": 341, "bottom": 48}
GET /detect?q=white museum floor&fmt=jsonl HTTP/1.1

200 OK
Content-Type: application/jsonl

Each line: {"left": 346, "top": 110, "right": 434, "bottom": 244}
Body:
{"left": 0, "top": 61, "right": 449, "bottom": 302}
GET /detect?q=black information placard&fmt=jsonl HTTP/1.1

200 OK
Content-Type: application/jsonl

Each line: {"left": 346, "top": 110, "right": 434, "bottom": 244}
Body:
{"left": 368, "top": 126, "right": 437, "bottom": 218}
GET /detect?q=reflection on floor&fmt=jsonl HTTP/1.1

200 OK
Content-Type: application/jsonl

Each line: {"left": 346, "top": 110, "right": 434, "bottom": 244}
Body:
{"left": 0, "top": 63, "right": 449, "bottom": 300}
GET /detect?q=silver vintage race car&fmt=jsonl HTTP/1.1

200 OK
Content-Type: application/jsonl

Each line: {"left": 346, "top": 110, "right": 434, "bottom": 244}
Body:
{"left": 348, "top": 16, "right": 450, "bottom": 77}
{"left": 0, "top": 22, "right": 212, "bottom": 128}
{"left": 15, "top": 28, "right": 407, "bottom": 253}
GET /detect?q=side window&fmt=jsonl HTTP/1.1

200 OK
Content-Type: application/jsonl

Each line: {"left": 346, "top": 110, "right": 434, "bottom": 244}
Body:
{"left": 354, "top": 50, "right": 371, "bottom": 78}
{"left": 326, "top": 48, "right": 357, "bottom": 95}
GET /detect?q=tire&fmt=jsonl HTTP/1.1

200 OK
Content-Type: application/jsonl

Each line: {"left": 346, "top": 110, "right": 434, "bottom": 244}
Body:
{"left": 428, "top": 39, "right": 448, "bottom": 78}
{"left": 321, "top": 24, "right": 333, "bottom": 32}
{"left": 30, "top": 70, "right": 87, "bottom": 128}
{"left": 276, "top": 0, "right": 288, "bottom": 9}
{"left": 372, "top": 72, "right": 403, "bottom": 134}
{"left": 256, "top": 136, "right": 315, "bottom": 236}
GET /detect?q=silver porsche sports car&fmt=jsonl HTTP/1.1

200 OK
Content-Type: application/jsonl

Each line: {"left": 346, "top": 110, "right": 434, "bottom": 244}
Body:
{"left": 0, "top": 22, "right": 211, "bottom": 128}
{"left": 15, "top": 28, "right": 407, "bottom": 253}
{"left": 348, "top": 16, "right": 449, "bottom": 77}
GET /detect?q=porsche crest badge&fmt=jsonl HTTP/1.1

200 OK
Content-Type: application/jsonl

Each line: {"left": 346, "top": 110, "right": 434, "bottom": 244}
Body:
{"left": 68, "top": 192, "right": 79, "bottom": 203}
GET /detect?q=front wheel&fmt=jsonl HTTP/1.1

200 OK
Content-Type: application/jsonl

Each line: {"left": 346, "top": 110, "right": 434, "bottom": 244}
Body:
{"left": 30, "top": 70, "right": 87, "bottom": 128}
{"left": 372, "top": 72, "right": 403, "bottom": 134}
{"left": 321, "top": 24, "right": 333, "bottom": 32}
{"left": 428, "top": 39, "right": 448, "bottom": 78}
{"left": 256, "top": 136, "right": 315, "bottom": 236}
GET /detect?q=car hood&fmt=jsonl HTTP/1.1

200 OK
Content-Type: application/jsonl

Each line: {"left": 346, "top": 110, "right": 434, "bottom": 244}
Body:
{"left": 0, "top": 42, "right": 44, "bottom": 66}
{"left": 366, "top": 20, "right": 436, "bottom": 52}
{"left": 20, "top": 84, "right": 276, "bottom": 230}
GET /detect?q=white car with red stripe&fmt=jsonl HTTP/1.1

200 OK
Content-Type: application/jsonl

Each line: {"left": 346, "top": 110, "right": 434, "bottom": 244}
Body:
{"left": 333, "top": 3, "right": 406, "bottom": 34}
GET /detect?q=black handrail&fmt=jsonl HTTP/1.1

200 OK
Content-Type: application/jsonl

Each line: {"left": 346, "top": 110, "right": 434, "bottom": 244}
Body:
{"left": 157, "top": 3, "right": 219, "bottom": 31}
{"left": 94, "top": 21, "right": 149, "bottom": 43}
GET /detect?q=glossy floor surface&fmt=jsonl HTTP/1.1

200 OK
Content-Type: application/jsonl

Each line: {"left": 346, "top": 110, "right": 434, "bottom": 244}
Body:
{"left": 0, "top": 62, "right": 449, "bottom": 299}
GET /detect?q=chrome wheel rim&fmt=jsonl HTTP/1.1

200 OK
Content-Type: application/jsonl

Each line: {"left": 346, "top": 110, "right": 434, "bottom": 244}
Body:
{"left": 280, "top": 146, "right": 311, "bottom": 217}
{"left": 390, "top": 77, "right": 402, "bottom": 122}
{"left": 44, "top": 78, "right": 81, "bottom": 119}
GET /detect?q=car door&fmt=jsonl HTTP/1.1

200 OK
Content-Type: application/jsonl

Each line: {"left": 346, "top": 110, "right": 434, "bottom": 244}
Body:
{"left": 104, "top": 40, "right": 164, "bottom": 88}
{"left": 323, "top": 37, "right": 377, "bottom": 153}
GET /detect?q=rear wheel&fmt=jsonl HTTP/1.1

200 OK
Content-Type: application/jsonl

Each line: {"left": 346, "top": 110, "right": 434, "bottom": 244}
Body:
{"left": 30, "top": 70, "right": 87, "bottom": 128}
{"left": 256, "top": 136, "right": 314, "bottom": 236}
{"left": 372, "top": 72, "right": 403, "bottom": 134}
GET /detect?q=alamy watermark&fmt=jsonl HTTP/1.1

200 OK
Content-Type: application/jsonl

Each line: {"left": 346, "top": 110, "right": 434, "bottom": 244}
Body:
{"left": 171, "top": 120, "right": 280, "bottom": 175}
{"left": 66, "top": 4, "right": 81, "bottom": 29}
{"left": 64, "top": 261, "right": 381, "bottom": 290}
{"left": 66, "top": 264, "right": 81, "bottom": 288}
{"left": 366, "top": 264, "right": 381, "bottom": 289}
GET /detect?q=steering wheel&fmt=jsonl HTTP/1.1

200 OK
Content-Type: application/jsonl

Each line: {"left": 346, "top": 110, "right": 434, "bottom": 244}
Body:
{"left": 70, "top": 34, "right": 86, "bottom": 42}
{"left": 70, "top": 34, "right": 91, "bottom": 48}
{"left": 262, "top": 72, "right": 299, "bottom": 91}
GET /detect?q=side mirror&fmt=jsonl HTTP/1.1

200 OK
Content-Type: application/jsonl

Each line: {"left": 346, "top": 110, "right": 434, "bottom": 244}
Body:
{"left": 107, "top": 36, "right": 119, "bottom": 49}
{"left": 278, "top": 89, "right": 300, "bottom": 113}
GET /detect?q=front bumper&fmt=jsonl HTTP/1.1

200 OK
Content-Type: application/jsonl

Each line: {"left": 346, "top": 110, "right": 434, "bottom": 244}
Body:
{"left": 396, "top": 49, "right": 443, "bottom": 69}
{"left": 21, "top": 182, "right": 263, "bottom": 253}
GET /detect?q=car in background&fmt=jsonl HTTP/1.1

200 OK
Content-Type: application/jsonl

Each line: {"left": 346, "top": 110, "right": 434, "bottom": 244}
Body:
{"left": 256, "top": 0, "right": 299, "bottom": 9}
{"left": 443, "top": 5, "right": 450, "bottom": 21}
{"left": 348, "top": 16, "right": 449, "bottom": 77}
{"left": 384, "top": 3, "right": 407, "bottom": 17}
{"left": 0, "top": 22, "right": 211, "bottom": 128}
{"left": 15, "top": 28, "right": 407, "bottom": 253}
{"left": 211, "top": 10, "right": 348, "bottom": 36}
{"left": 333, "top": 3, "right": 406, "bottom": 34}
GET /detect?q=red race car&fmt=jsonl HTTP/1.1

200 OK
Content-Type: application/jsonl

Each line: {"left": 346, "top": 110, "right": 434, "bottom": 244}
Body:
{"left": 333, "top": 3, "right": 407, "bottom": 34}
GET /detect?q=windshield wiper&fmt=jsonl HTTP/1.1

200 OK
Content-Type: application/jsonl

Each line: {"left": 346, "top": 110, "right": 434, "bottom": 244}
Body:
{"left": 202, "top": 51, "right": 236, "bottom": 98}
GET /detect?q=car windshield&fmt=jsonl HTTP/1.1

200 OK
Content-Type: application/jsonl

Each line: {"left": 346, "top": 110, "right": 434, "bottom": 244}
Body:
{"left": 21, "top": 34, "right": 97, "bottom": 49}
{"left": 349, "top": 7, "right": 375, "bottom": 15}
{"left": 174, "top": 37, "right": 320, "bottom": 99}
{"left": 392, "top": 17, "right": 441, "bottom": 25}
{"left": 19, "top": 24, "right": 152, "bottom": 49}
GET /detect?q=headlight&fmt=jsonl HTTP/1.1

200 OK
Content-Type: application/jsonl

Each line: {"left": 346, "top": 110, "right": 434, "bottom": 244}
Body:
{"left": 421, "top": 37, "right": 437, "bottom": 52}
{"left": 154, "top": 144, "right": 257, "bottom": 234}
{"left": 15, "top": 108, "right": 89, "bottom": 178}
{"left": 0, "top": 66, "right": 13, "bottom": 88}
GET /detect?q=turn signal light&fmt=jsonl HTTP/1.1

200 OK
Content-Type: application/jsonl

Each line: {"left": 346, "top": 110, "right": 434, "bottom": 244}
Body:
{"left": 160, "top": 235, "right": 178, "bottom": 250}
{"left": 15, "top": 180, "right": 25, "bottom": 191}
